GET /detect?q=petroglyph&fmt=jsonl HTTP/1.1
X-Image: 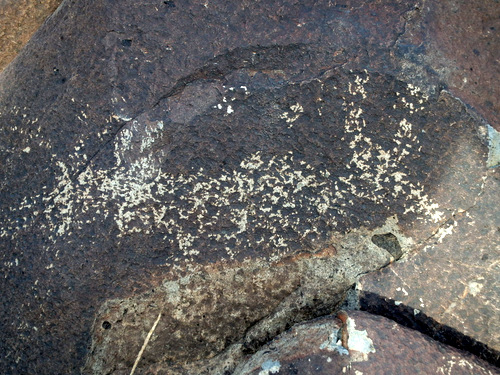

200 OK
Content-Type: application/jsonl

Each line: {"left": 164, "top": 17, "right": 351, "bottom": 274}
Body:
{"left": 2, "top": 70, "right": 448, "bottom": 269}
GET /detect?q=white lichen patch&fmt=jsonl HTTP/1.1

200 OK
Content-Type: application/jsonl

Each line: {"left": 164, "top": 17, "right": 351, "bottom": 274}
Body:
{"left": 258, "top": 360, "right": 281, "bottom": 375}
{"left": 280, "top": 102, "right": 304, "bottom": 127}
{"left": 0, "top": 72, "right": 446, "bottom": 269}
{"left": 487, "top": 124, "right": 500, "bottom": 168}
{"left": 346, "top": 317, "right": 375, "bottom": 358}
{"left": 467, "top": 281, "right": 484, "bottom": 297}
{"left": 348, "top": 72, "right": 369, "bottom": 99}
{"left": 320, "top": 317, "right": 375, "bottom": 361}
{"left": 320, "top": 328, "right": 350, "bottom": 356}
{"left": 434, "top": 220, "right": 457, "bottom": 243}
{"left": 340, "top": 79, "right": 442, "bottom": 222}
{"left": 436, "top": 356, "right": 493, "bottom": 375}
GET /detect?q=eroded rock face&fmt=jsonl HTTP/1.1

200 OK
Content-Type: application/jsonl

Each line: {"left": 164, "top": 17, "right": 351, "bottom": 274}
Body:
{"left": 0, "top": 0, "right": 497, "bottom": 374}
{"left": 84, "top": 228, "right": 408, "bottom": 373}
{"left": 4, "top": 68, "right": 471, "bottom": 260}
{"left": 424, "top": 0, "right": 500, "bottom": 132}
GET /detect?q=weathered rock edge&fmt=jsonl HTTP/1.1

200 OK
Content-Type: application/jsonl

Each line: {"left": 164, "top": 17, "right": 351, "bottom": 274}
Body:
{"left": 84, "top": 220, "right": 410, "bottom": 374}
{"left": 0, "top": 0, "right": 63, "bottom": 71}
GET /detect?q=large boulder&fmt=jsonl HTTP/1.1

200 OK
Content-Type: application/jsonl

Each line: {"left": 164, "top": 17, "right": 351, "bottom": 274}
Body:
{"left": 0, "top": 0, "right": 497, "bottom": 374}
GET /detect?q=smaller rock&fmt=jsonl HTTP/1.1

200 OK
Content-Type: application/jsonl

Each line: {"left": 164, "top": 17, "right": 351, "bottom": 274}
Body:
{"left": 371, "top": 233, "right": 403, "bottom": 260}
{"left": 233, "top": 311, "right": 498, "bottom": 375}
{"left": 358, "top": 170, "right": 500, "bottom": 363}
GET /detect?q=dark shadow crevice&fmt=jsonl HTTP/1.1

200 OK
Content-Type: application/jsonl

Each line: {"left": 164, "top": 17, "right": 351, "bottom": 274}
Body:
{"left": 358, "top": 291, "right": 500, "bottom": 367}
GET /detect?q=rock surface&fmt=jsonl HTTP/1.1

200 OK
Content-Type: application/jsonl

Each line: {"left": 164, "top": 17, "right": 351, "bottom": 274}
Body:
{"left": 0, "top": 0, "right": 498, "bottom": 374}
{"left": 0, "top": 0, "right": 63, "bottom": 71}
{"left": 359, "top": 167, "right": 500, "bottom": 364}
{"left": 421, "top": 0, "right": 500, "bottom": 132}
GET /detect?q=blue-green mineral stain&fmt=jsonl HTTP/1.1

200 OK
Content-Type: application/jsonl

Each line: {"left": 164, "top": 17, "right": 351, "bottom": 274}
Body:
{"left": 487, "top": 124, "right": 500, "bottom": 168}
{"left": 259, "top": 359, "right": 281, "bottom": 374}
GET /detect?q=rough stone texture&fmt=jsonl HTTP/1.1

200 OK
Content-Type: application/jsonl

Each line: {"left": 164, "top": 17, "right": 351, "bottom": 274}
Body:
{"left": 1, "top": 1, "right": 499, "bottom": 133}
{"left": 84, "top": 229, "right": 402, "bottom": 374}
{"left": 487, "top": 125, "right": 500, "bottom": 168}
{"left": 233, "top": 311, "right": 499, "bottom": 375}
{"left": 358, "top": 167, "right": 500, "bottom": 364}
{"left": 423, "top": 0, "right": 500, "bottom": 132}
{"left": 0, "top": 0, "right": 63, "bottom": 72}
{"left": 0, "top": 1, "right": 498, "bottom": 374}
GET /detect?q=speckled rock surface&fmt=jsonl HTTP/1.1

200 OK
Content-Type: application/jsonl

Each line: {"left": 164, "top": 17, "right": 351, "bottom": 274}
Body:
{"left": 0, "top": 0, "right": 62, "bottom": 71}
{"left": 233, "top": 311, "right": 499, "bottom": 375}
{"left": 0, "top": 1, "right": 498, "bottom": 374}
